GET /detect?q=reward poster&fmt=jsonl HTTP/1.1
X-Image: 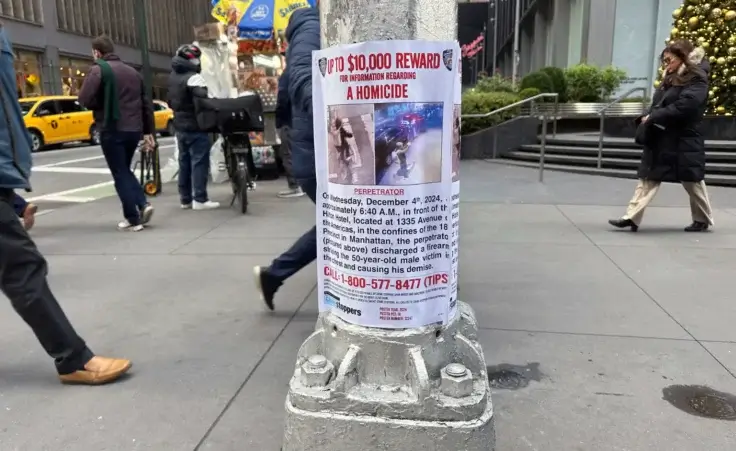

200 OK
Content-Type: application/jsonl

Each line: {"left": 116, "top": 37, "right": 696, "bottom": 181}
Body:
{"left": 313, "top": 40, "right": 461, "bottom": 328}
{"left": 312, "top": 41, "right": 460, "bottom": 328}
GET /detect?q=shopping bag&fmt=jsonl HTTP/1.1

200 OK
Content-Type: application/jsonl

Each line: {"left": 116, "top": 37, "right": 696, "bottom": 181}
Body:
{"left": 160, "top": 135, "right": 180, "bottom": 182}
{"left": 210, "top": 136, "right": 230, "bottom": 184}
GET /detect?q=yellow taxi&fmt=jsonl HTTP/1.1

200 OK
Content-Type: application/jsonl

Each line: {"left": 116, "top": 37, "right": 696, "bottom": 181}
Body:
{"left": 153, "top": 100, "right": 175, "bottom": 136}
{"left": 19, "top": 95, "right": 98, "bottom": 152}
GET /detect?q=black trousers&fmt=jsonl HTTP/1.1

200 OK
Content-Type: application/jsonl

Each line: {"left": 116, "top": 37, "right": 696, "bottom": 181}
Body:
{"left": 278, "top": 127, "right": 298, "bottom": 189}
{"left": 0, "top": 189, "right": 93, "bottom": 374}
{"left": 269, "top": 178, "right": 316, "bottom": 282}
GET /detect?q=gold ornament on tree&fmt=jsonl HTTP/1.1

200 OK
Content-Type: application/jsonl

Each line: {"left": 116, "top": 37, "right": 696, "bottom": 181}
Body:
{"left": 671, "top": 1, "right": 736, "bottom": 114}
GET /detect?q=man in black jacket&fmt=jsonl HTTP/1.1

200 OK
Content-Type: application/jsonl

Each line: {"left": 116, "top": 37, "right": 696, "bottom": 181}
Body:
{"left": 254, "top": 8, "right": 319, "bottom": 310}
{"left": 167, "top": 44, "right": 220, "bottom": 211}
{"left": 275, "top": 64, "right": 303, "bottom": 198}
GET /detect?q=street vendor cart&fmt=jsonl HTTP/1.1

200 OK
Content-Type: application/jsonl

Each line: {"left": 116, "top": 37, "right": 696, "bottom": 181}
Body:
{"left": 236, "top": 38, "right": 283, "bottom": 177}
{"left": 210, "top": 0, "right": 317, "bottom": 177}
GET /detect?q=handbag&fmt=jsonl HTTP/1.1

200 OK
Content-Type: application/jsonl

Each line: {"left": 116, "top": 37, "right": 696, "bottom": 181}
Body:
{"left": 194, "top": 94, "right": 265, "bottom": 133}
{"left": 634, "top": 96, "right": 665, "bottom": 146}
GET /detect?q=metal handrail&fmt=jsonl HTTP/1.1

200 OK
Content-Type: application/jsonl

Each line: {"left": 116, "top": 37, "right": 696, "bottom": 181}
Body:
{"left": 461, "top": 93, "right": 559, "bottom": 118}
{"left": 596, "top": 87, "right": 649, "bottom": 168}
{"left": 462, "top": 93, "right": 559, "bottom": 182}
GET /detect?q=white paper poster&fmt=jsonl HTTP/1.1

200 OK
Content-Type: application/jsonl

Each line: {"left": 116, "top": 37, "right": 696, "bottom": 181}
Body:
{"left": 313, "top": 40, "right": 459, "bottom": 328}
{"left": 450, "top": 49, "right": 461, "bottom": 319}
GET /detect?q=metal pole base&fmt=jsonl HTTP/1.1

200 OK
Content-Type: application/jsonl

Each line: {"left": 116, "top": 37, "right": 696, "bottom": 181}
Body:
{"left": 282, "top": 302, "right": 495, "bottom": 450}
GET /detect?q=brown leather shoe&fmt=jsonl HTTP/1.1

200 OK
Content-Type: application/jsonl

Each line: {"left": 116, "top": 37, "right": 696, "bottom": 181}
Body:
{"left": 23, "top": 203, "right": 37, "bottom": 231}
{"left": 58, "top": 356, "right": 132, "bottom": 385}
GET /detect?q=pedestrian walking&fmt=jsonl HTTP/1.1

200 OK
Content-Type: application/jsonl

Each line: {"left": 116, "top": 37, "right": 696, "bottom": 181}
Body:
{"left": 609, "top": 40, "right": 713, "bottom": 232}
{"left": 0, "top": 27, "right": 131, "bottom": 384}
{"left": 275, "top": 63, "right": 303, "bottom": 198}
{"left": 78, "top": 35, "right": 155, "bottom": 232}
{"left": 167, "top": 44, "right": 220, "bottom": 211}
{"left": 253, "top": 7, "right": 319, "bottom": 310}
{"left": 13, "top": 193, "right": 37, "bottom": 230}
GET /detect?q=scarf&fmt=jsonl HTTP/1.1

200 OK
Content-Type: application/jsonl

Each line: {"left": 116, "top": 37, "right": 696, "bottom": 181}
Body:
{"left": 95, "top": 58, "right": 120, "bottom": 127}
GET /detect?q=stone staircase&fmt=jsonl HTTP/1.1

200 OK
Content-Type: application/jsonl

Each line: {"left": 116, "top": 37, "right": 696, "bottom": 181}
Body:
{"left": 497, "top": 132, "right": 736, "bottom": 186}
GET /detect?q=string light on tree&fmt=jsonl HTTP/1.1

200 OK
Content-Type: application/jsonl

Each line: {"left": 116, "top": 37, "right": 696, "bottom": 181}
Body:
{"left": 667, "top": 1, "right": 736, "bottom": 115}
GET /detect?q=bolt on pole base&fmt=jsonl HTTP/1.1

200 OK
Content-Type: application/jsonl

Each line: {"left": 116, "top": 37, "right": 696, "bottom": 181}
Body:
{"left": 282, "top": 302, "right": 495, "bottom": 450}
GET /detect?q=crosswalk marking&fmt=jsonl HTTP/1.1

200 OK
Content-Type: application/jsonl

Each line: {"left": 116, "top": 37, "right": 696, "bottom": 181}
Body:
{"left": 37, "top": 195, "right": 97, "bottom": 203}
{"left": 26, "top": 181, "right": 114, "bottom": 202}
{"left": 32, "top": 167, "right": 111, "bottom": 174}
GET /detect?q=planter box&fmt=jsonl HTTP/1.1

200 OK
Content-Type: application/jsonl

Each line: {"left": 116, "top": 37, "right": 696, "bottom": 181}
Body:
{"left": 461, "top": 116, "right": 539, "bottom": 160}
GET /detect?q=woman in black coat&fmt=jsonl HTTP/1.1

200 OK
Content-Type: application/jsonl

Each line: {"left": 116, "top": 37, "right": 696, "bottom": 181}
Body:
{"left": 609, "top": 40, "right": 714, "bottom": 232}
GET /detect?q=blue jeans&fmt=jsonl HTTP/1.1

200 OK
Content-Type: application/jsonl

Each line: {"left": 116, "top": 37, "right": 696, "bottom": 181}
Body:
{"left": 13, "top": 194, "right": 27, "bottom": 217}
{"left": 101, "top": 131, "right": 147, "bottom": 225}
{"left": 177, "top": 131, "right": 211, "bottom": 204}
{"left": 269, "top": 178, "right": 317, "bottom": 283}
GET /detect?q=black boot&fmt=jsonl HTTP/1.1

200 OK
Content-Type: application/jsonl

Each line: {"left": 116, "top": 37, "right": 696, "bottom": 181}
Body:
{"left": 608, "top": 218, "right": 638, "bottom": 232}
{"left": 684, "top": 221, "right": 709, "bottom": 232}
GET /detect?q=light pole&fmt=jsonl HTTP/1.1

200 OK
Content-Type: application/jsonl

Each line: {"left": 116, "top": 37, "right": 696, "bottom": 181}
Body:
{"left": 134, "top": 0, "right": 152, "bottom": 98}
{"left": 481, "top": 23, "right": 487, "bottom": 73}
{"left": 281, "top": 1, "right": 495, "bottom": 450}
{"left": 491, "top": 0, "right": 498, "bottom": 74}
{"left": 511, "top": 0, "right": 521, "bottom": 87}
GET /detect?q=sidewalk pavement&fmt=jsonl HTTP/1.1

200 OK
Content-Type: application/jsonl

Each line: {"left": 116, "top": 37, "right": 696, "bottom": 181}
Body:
{"left": 1, "top": 162, "right": 735, "bottom": 450}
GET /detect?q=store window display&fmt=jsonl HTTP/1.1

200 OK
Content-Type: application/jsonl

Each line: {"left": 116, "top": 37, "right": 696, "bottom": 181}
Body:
{"left": 59, "top": 57, "right": 91, "bottom": 96}
{"left": 238, "top": 54, "right": 279, "bottom": 103}
{"left": 15, "top": 51, "right": 43, "bottom": 98}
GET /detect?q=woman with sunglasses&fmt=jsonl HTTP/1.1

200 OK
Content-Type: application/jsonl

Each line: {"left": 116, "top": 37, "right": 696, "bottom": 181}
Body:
{"left": 609, "top": 39, "right": 713, "bottom": 232}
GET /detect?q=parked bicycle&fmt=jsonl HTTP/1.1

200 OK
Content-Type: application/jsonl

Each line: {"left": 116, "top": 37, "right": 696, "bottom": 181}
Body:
{"left": 194, "top": 93, "right": 264, "bottom": 214}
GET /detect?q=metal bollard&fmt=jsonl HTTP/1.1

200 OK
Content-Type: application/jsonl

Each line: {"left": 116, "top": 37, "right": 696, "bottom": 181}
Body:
{"left": 539, "top": 113, "right": 547, "bottom": 182}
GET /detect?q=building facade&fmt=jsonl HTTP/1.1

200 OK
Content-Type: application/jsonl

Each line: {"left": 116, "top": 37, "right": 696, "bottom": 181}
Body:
{"left": 488, "top": 0, "right": 682, "bottom": 95}
{"left": 2, "top": 0, "right": 211, "bottom": 99}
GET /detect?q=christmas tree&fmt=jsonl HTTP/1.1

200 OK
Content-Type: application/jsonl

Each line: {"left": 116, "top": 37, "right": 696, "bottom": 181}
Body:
{"left": 668, "top": 2, "right": 736, "bottom": 115}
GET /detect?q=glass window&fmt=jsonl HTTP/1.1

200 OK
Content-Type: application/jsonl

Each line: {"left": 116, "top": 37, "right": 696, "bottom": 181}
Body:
{"left": 58, "top": 99, "right": 85, "bottom": 113}
{"left": 59, "top": 57, "right": 91, "bottom": 96}
{"left": 152, "top": 71, "right": 169, "bottom": 100}
{"left": 18, "top": 100, "right": 37, "bottom": 115}
{"left": 14, "top": 51, "right": 43, "bottom": 98}
{"left": 35, "top": 101, "right": 59, "bottom": 116}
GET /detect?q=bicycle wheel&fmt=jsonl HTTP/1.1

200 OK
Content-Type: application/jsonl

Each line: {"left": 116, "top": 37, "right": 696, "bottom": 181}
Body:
{"left": 228, "top": 149, "right": 239, "bottom": 194}
{"left": 237, "top": 156, "right": 249, "bottom": 214}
